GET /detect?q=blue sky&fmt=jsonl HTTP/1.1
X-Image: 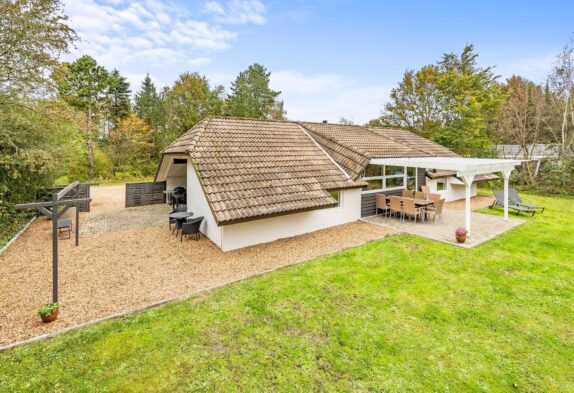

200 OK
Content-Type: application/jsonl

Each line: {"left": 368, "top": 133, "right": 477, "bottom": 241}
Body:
{"left": 63, "top": 0, "right": 574, "bottom": 123}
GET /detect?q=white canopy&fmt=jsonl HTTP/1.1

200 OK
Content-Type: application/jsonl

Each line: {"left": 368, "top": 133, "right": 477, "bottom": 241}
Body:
{"left": 370, "top": 157, "right": 524, "bottom": 237}
{"left": 369, "top": 157, "right": 522, "bottom": 176}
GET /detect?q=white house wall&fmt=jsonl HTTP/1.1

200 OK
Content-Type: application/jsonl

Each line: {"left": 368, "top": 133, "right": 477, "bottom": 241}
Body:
{"left": 426, "top": 176, "right": 477, "bottom": 201}
{"left": 220, "top": 188, "right": 362, "bottom": 252}
{"left": 186, "top": 161, "right": 222, "bottom": 248}
{"left": 166, "top": 176, "right": 186, "bottom": 191}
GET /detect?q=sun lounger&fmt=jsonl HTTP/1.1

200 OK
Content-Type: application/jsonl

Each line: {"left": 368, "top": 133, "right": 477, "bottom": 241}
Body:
{"left": 509, "top": 188, "right": 544, "bottom": 213}
{"left": 491, "top": 190, "right": 535, "bottom": 216}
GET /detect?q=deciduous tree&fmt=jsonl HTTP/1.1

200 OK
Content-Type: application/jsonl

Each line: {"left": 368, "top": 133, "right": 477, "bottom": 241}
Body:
{"left": 0, "top": 0, "right": 78, "bottom": 93}
{"left": 163, "top": 72, "right": 223, "bottom": 142}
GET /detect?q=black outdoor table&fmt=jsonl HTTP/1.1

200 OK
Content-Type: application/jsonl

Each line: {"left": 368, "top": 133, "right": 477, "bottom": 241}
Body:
{"left": 169, "top": 211, "right": 193, "bottom": 235}
{"left": 169, "top": 212, "right": 193, "bottom": 220}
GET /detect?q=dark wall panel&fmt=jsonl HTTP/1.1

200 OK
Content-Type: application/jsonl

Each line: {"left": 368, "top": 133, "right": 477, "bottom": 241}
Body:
{"left": 125, "top": 181, "right": 166, "bottom": 208}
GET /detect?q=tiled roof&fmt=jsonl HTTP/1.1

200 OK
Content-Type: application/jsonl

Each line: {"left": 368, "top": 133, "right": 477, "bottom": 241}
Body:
{"left": 300, "top": 122, "right": 427, "bottom": 159}
{"left": 160, "top": 118, "right": 365, "bottom": 225}
{"left": 369, "top": 128, "right": 459, "bottom": 157}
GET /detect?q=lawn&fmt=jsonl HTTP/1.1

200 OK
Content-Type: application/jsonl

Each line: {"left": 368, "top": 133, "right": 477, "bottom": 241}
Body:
{"left": 1, "top": 194, "right": 573, "bottom": 392}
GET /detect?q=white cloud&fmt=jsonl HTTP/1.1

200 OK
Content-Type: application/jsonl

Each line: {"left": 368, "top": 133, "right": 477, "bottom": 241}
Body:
{"left": 271, "top": 71, "right": 389, "bottom": 123}
{"left": 62, "top": 0, "right": 266, "bottom": 89}
{"left": 496, "top": 53, "right": 555, "bottom": 83}
{"left": 204, "top": 1, "right": 225, "bottom": 15}
{"left": 204, "top": 0, "right": 266, "bottom": 25}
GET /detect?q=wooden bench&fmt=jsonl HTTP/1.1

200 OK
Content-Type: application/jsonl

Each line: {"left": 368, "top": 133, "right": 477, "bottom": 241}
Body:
{"left": 57, "top": 218, "right": 72, "bottom": 239}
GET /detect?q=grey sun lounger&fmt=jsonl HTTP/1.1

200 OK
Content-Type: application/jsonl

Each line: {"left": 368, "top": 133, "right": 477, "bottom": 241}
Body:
{"left": 490, "top": 190, "right": 536, "bottom": 216}
{"left": 509, "top": 188, "right": 545, "bottom": 213}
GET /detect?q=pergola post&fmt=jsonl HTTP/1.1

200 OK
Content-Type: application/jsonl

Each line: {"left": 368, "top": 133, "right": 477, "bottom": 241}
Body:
{"left": 51, "top": 192, "right": 59, "bottom": 303}
{"left": 501, "top": 169, "right": 513, "bottom": 222}
{"left": 460, "top": 173, "right": 475, "bottom": 236}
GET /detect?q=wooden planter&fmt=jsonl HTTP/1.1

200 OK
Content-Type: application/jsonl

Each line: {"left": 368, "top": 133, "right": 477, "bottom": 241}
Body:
{"left": 456, "top": 234, "right": 467, "bottom": 244}
{"left": 40, "top": 309, "right": 59, "bottom": 323}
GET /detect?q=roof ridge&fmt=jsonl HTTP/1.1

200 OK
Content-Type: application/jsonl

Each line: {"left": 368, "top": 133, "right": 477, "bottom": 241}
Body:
{"left": 367, "top": 126, "right": 438, "bottom": 157}
{"left": 296, "top": 124, "right": 354, "bottom": 181}
{"left": 297, "top": 122, "right": 372, "bottom": 159}
{"left": 363, "top": 125, "right": 433, "bottom": 157}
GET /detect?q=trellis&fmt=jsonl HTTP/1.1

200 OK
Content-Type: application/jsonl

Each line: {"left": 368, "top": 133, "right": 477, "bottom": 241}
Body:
{"left": 14, "top": 181, "right": 91, "bottom": 303}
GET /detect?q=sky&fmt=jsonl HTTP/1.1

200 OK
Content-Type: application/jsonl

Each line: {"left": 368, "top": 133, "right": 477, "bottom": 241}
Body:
{"left": 62, "top": 0, "right": 574, "bottom": 123}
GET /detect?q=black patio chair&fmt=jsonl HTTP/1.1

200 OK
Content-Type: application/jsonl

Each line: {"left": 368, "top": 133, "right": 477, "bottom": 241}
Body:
{"left": 180, "top": 216, "right": 204, "bottom": 242}
{"left": 509, "top": 188, "right": 545, "bottom": 213}
{"left": 169, "top": 206, "right": 187, "bottom": 231}
{"left": 490, "top": 190, "right": 535, "bottom": 216}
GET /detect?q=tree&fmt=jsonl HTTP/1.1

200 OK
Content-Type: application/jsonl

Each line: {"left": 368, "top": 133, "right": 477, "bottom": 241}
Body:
{"left": 226, "top": 63, "right": 284, "bottom": 119}
{"left": 108, "top": 113, "right": 152, "bottom": 173}
{"left": 134, "top": 73, "right": 165, "bottom": 158}
{"left": 376, "top": 45, "right": 504, "bottom": 156}
{"left": 53, "top": 55, "right": 109, "bottom": 177}
{"left": 547, "top": 37, "right": 574, "bottom": 155}
{"left": 0, "top": 0, "right": 78, "bottom": 93}
{"left": 376, "top": 66, "right": 442, "bottom": 139}
{"left": 163, "top": 72, "right": 223, "bottom": 142}
{"left": 106, "top": 69, "right": 131, "bottom": 125}
{"left": 497, "top": 76, "right": 547, "bottom": 184}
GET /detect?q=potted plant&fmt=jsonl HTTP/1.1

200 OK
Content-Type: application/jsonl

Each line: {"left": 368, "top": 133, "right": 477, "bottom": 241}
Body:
{"left": 455, "top": 227, "right": 468, "bottom": 244}
{"left": 37, "top": 302, "right": 59, "bottom": 323}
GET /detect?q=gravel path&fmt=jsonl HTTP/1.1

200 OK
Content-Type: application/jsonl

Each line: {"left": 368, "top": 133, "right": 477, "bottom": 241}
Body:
{"left": 0, "top": 185, "right": 396, "bottom": 346}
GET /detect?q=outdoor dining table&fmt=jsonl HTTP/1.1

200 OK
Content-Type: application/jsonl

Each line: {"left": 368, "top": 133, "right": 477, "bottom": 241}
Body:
{"left": 386, "top": 196, "right": 436, "bottom": 221}
{"left": 169, "top": 211, "right": 193, "bottom": 220}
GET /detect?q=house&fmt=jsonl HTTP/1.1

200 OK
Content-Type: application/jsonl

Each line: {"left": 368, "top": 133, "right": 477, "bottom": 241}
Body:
{"left": 496, "top": 144, "right": 561, "bottom": 177}
{"left": 156, "top": 118, "right": 516, "bottom": 251}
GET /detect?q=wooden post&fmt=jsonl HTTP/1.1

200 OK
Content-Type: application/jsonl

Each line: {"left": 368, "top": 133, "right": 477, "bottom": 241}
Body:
{"left": 75, "top": 202, "right": 80, "bottom": 247}
{"left": 51, "top": 192, "right": 59, "bottom": 303}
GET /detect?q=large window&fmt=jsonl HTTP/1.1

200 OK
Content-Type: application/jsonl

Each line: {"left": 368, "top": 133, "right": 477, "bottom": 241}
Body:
{"left": 362, "top": 164, "right": 410, "bottom": 192}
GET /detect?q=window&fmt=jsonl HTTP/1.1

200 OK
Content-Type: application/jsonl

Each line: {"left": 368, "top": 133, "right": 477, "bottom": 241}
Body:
{"left": 437, "top": 178, "right": 447, "bottom": 191}
{"left": 406, "top": 167, "right": 417, "bottom": 190}
{"left": 329, "top": 191, "right": 341, "bottom": 207}
{"left": 364, "top": 164, "right": 383, "bottom": 178}
{"left": 361, "top": 165, "right": 409, "bottom": 193}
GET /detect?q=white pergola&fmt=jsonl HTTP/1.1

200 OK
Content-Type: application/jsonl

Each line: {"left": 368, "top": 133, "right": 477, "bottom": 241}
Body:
{"left": 369, "top": 157, "right": 523, "bottom": 236}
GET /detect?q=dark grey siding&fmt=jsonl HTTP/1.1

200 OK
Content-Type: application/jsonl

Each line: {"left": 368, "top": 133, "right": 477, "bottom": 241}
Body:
{"left": 125, "top": 181, "right": 166, "bottom": 208}
{"left": 360, "top": 168, "right": 427, "bottom": 218}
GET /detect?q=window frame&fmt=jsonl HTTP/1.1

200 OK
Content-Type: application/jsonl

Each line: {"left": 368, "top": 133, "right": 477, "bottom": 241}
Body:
{"left": 329, "top": 190, "right": 342, "bottom": 207}
{"left": 361, "top": 165, "right": 411, "bottom": 194}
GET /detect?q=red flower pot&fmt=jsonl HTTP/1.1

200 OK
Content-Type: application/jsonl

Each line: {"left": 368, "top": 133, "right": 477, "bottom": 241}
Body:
{"left": 40, "top": 309, "right": 59, "bottom": 323}
{"left": 456, "top": 234, "right": 467, "bottom": 244}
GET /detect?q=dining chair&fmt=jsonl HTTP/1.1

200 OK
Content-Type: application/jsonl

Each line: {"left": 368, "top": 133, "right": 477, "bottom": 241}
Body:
{"left": 402, "top": 189, "right": 414, "bottom": 198}
{"left": 375, "top": 194, "right": 390, "bottom": 217}
{"left": 389, "top": 196, "right": 403, "bottom": 220}
{"left": 402, "top": 197, "right": 422, "bottom": 223}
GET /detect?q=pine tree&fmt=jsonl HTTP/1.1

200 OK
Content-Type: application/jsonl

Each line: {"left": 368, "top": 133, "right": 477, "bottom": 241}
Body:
{"left": 134, "top": 73, "right": 165, "bottom": 158}
{"left": 226, "top": 64, "right": 283, "bottom": 119}
{"left": 107, "top": 69, "right": 131, "bottom": 123}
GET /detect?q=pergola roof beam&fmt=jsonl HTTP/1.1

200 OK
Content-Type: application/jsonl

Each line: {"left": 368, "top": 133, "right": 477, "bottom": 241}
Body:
{"left": 56, "top": 181, "right": 80, "bottom": 200}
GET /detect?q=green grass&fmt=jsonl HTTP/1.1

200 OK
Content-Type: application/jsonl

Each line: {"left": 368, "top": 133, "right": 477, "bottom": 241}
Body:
{"left": 1, "top": 194, "right": 573, "bottom": 392}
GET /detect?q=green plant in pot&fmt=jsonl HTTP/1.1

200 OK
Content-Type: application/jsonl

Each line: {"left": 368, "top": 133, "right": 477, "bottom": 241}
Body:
{"left": 455, "top": 227, "right": 468, "bottom": 243}
{"left": 37, "top": 302, "right": 59, "bottom": 323}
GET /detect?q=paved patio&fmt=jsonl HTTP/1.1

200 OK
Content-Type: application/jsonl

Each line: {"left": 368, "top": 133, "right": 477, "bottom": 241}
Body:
{"left": 361, "top": 208, "right": 525, "bottom": 248}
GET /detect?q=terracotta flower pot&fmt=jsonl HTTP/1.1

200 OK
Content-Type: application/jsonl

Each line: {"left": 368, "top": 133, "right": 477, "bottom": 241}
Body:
{"left": 40, "top": 309, "right": 59, "bottom": 323}
{"left": 456, "top": 234, "right": 467, "bottom": 244}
